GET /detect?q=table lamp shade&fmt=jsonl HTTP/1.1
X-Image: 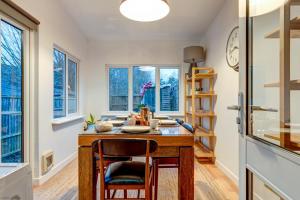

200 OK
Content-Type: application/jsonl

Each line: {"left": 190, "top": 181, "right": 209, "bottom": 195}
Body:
{"left": 183, "top": 46, "right": 205, "bottom": 63}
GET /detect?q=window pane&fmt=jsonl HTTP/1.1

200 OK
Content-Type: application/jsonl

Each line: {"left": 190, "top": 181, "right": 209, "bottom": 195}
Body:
{"left": 133, "top": 66, "right": 155, "bottom": 112}
{"left": 1, "top": 20, "right": 23, "bottom": 163}
{"left": 68, "top": 59, "right": 77, "bottom": 114}
{"left": 160, "top": 68, "right": 179, "bottom": 111}
{"left": 53, "top": 49, "right": 66, "bottom": 118}
{"left": 109, "top": 68, "right": 128, "bottom": 111}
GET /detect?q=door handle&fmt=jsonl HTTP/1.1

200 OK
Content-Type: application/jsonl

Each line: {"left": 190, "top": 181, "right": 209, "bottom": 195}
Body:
{"left": 227, "top": 105, "right": 241, "bottom": 111}
{"left": 227, "top": 92, "right": 244, "bottom": 135}
{"left": 251, "top": 106, "right": 278, "bottom": 112}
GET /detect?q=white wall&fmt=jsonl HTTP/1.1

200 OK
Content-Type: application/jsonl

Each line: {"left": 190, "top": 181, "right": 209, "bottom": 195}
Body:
{"left": 200, "top": 0, "right": 239, "bottom": 184}
{"left": 13, "top": 0, "right": 88, "bottom": 182}
{"left": 85, "top": 40, "right": 199, "bottom": 118}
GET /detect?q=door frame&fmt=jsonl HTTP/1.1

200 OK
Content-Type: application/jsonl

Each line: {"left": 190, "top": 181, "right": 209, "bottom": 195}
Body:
{"left": 239, "top": 0, "right": 300, "bottom": 199}
{"left": 0, "top": 12, "right": 32, "bottom": 164}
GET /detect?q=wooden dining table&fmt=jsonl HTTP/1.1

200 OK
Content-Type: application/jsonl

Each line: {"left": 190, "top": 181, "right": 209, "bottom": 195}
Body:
{"left": 78, "top": 125, "right": 195, "bottom": 200}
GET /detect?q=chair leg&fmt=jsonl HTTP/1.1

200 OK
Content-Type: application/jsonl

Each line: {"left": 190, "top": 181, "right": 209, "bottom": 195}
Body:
{"left": 137, "top": 189, "right": 140, "bottom": 199}
{"left": 124, "top": 189, "right": 127, "bottom": 199}
{"left": 111, "top": 189, "right": 116, "bottom": 198}
{"left": 154, "top": 160, "right": 159, "bottom": 200}
{"left": 150, "top": 187, "right": 152, "bottom": 200}
{"left": 106, "top": 189, "right": 110, "bottom": 199}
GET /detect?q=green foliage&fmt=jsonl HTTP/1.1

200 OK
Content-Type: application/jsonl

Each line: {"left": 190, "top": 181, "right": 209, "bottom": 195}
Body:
{"left": 138, "top": 104, "right": 146, "bottom": 109}
{"left": 86, "top": 113, "right": 96, "bottom": 125}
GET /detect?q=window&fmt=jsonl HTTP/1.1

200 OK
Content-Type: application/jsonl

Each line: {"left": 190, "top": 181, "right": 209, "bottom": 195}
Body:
{"left": 53, "top": 49, "right": 66, "bottom": 118}
{"left": 1, "top": 19, "right": 24, "bottom": 163}
{"left": 133, "top": 66, "right": 156, "bottom": 112}
{"left": 160, "top": 68, "right": 179, "bottom": 112}
{"left": 107, "top": 65, "right": 181, "bottom": 113}
{"left": 109, "top": 68, "right": 129, "bottom": 111}
{"left": 68, "top": 60, "right": 78, "bottom": 114}
{"left": 53, "top": 47, "right": 79, "bottom": 118}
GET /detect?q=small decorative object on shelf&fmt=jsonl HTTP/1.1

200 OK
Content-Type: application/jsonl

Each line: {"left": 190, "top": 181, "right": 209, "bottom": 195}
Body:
{"left": 184, "top": 67, "right": 217, "bottom": 163}
{"left": 195, "top": 87, "right": 203, "bottom": 95}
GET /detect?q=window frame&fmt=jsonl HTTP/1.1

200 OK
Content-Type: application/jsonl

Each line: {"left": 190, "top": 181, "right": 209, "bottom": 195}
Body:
{"left": 53, "top": 45, "right": 80, "bottom": 119}
{"left": 106, "top": 65, "right": 182, "bottom": 115}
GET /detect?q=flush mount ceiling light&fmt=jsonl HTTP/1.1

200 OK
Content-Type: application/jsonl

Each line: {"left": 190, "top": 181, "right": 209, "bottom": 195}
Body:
{"left": 120, "top": 0, "right": 170, "bottom": 22}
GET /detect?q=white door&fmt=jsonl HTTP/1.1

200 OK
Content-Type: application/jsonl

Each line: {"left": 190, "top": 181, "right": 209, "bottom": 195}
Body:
{"left": 237, "top": 0, "right": 300, "bottom": 199}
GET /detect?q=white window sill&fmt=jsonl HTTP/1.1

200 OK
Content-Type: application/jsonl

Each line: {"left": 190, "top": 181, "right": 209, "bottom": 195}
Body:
{"left": 52, "top": 115, "right": 85, "bottom": 125}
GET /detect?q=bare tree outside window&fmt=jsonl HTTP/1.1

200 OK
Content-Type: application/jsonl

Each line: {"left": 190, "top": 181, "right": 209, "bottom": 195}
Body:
{"left": 0, "top": 20, "right": 23, "bottom": 163}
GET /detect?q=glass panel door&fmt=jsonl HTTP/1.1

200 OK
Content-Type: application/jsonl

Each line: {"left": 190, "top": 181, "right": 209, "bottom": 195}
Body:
{"left": 0, "top": 19, "right": 24, "bottom": 163}
{"left": 244, "top": 0, "right": 300, "bottom": 199}
{"left": 248, "top": 1, "right": 300, "bottom": 155}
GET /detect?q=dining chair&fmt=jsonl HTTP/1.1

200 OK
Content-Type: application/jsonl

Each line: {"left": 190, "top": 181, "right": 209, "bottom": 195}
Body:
{"left": 153, "top": 121, "right": 194, "bottom": 200}
{"left": 96, "top": 139, "right": 158, "bottom": 200}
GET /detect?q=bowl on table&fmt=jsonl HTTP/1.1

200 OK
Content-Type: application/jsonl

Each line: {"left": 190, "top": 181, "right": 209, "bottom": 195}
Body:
{"left": 106, "top": 120, "right": 125, "bottom": 126}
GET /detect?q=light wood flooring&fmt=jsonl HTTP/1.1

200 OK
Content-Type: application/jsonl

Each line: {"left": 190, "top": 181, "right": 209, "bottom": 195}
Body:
{"left": 33, "top": 158, "right": 238, "bottom": 200}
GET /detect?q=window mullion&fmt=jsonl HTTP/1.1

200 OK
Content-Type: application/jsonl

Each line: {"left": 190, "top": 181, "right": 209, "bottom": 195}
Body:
{"left": 65, "top": 55, "right": 68, "bottom": 117}
{"left": 156, "top": 66, "right": 160, "bottom": 113}
{"left": 128, "top": 66, "right": 133, "bottom": 112}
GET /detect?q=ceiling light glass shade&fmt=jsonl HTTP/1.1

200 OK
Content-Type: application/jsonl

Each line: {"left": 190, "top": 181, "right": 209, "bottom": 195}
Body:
{"left": 120, "top": 0, "right": 170, "bottom": 22}
{"left": 239, "top": 0, "right": 287, "bottom": 17}
{"left": 249, "top": 0, "right": 287, "bottom": 16}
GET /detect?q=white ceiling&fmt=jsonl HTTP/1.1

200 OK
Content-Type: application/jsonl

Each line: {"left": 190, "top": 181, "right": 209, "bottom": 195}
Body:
{"left": 59, "top": 0, "right": 225, "bottom": 41}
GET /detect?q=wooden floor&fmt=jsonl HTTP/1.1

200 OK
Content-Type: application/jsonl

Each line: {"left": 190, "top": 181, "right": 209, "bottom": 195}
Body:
{"left": 33, "top": 158, "right": 238, "bottom": 200}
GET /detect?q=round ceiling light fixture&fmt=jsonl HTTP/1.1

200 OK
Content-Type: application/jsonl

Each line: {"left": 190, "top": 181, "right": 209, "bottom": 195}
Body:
{"left": 249, "top": 0, "right": 287, "bottom": 16}
{"left": 120, "top": 0, "right": 170, "bottom": 22}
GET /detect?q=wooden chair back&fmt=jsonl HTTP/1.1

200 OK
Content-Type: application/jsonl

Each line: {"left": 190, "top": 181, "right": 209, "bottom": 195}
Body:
{"left": 96, "top": 138, "right": 158, "bottom": 200}
{"left": 98, "top": 139, "right": 157, "bottom": 157}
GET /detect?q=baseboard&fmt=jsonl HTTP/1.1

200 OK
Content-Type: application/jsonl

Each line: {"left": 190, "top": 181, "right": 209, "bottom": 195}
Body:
{"left": 254, "top": 192, "right": 264, "bottom": 200}
{"left": 32, "top": 151, "right": 77, "bottom": 186}
{"left": 215, "top": 159, "right": 239, "bottom": 186}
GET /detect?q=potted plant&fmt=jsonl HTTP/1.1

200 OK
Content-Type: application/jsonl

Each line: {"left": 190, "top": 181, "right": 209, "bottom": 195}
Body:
{"left": 83, "top": 113, "right": 96, "bottom": 131}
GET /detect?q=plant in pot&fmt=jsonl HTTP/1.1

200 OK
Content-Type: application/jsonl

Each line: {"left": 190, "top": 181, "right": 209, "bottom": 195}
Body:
{"left": 83, "top": 113, "right": 96, "bottom": 131}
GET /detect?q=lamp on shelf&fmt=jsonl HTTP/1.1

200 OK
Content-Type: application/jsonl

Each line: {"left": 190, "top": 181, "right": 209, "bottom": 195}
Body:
{"left": 184, "top": 46, "right": 205, "bottom": 78}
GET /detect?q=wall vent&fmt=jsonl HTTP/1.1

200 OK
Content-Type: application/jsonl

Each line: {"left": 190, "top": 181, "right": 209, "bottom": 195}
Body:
{"left": 41, "top": 150, "right": 54, "bottom": 174}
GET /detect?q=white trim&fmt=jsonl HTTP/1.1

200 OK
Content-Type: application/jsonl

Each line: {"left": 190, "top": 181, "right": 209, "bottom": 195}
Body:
{"left": 32, "top": 151, "right": 77, "bottom": 186}
{"left": 52, "top": 115, "right": 85, "bottom": 125}
{"left": 253, "top": 193, "right": 264, "bottom": 200}
{"left": 215, "top": 159, "right": 239, "bottom": 186}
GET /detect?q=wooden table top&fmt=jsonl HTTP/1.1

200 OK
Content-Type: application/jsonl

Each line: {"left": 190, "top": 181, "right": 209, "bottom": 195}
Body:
{"left": 78, "top": 126, "right": 194, "bottom": 147}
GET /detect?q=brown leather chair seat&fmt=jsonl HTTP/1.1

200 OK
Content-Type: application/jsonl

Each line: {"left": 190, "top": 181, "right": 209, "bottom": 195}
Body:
{"left": 105, "top": 161, "right": 149, "bottom": 185}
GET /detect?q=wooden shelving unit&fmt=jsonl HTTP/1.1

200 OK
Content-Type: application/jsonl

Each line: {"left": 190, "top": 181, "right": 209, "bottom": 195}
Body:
{"left": 184, "top": 67, "right": 216, "bottom": 163}
{"left": 265, "top": 17, "right": 300, "bottom": 38}
{"left": 264, "top": 79, "right": 300, "bottom": 90}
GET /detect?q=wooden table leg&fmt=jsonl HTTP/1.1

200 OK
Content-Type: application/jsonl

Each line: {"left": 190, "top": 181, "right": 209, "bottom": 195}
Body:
{"left": 178, "top": 147, "right": 194, "bottom": 200}
{"left": 78, "top": 146, "right": 96, "bottom": 200}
